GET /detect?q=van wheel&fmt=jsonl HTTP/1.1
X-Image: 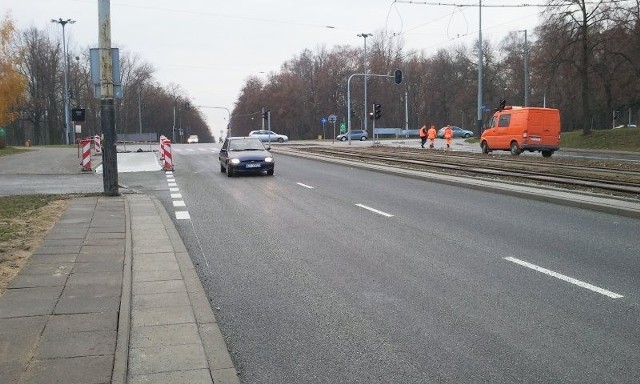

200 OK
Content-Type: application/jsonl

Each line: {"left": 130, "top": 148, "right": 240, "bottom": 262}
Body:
{"left": 510, "top": 141, "right": 521, "bottom": 155}
{"left": 542, "top": 150, "right": 553, "bottom": 158}
{"left": 481, "top": 141, "right": 489, "bottom": 154}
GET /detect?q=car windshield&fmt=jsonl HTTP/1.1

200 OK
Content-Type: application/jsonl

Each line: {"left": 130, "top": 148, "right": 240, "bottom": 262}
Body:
{"left": 228, "top": 139, "right": 265, "bottom": 151}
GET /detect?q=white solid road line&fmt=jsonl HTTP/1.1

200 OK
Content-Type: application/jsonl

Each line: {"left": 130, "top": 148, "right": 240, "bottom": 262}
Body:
{"left": 504, "top": 256, "right": 623, "bottom": 299}
{"left": 297, "top": 182, "right": 314, "bottom": 189}
{"left": 355, "top": 203, "right": 394, "bottom": 218}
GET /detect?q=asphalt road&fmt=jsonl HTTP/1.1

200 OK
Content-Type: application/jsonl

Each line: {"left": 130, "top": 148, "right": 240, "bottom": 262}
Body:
{"left": 122, "top": 143, "right": 640, "bottom": 384}
{"left": 3, "top": 145, "right": 639, "bottom": 383}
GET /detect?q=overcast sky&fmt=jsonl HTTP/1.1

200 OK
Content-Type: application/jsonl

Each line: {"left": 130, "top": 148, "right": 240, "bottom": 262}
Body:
{"left": 6, "top": 0, "right": 546, "bottom": 137}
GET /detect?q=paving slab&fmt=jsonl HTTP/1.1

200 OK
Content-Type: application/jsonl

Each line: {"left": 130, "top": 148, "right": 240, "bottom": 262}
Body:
{"left": 131, "top": 305, "right": 196, "bottom": 327}
{"left": 23, "top": 355, "right": 113, "bottom": 384}
{"left": 133, "top": 291, "right": 191, "bottom": 309}
{"left": 54, "top": 295, "right": 121, "bottom": 314}
{"left": 130, "top": 323, "right": 201, "bottom": 348}
{"left": 133, "top": 279, "right": 186, "bottom": 295}
{"left": 36, "top": 330, "right": 117, "bottom": 359}
{"left": 128, "top": 369, "right": 214, "bottom": 384}
{"left": 44, "top": 312, "right": 118, "bottom": 333}
{"left": 128, "top": 343, "right": 209, "bottom": 376}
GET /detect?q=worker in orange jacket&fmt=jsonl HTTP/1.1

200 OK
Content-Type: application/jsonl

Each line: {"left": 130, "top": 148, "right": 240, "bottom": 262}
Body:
{"left": 419, "top": 125, "right": 428, "bottom": 148}
{"left": 427, "top": 125, "right": 437, "bottom": 148}
{"left": 444, "top": 124, "right": 453, "bottom": 150}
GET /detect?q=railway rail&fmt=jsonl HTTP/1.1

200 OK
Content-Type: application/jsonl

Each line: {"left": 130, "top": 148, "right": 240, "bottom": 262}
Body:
{"left": 286, "top": 145, "right": 640, "bottom": 198}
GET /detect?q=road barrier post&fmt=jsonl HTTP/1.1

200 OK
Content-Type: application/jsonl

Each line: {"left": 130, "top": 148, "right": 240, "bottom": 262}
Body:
{"left": 81, "top": 138, "right": 92, "bottom": 172}
{"left": 93, "top": 135, "right": 102, "bottom": 155}
{"left": 162, "top": 140, "right": 173, "bottom": 171}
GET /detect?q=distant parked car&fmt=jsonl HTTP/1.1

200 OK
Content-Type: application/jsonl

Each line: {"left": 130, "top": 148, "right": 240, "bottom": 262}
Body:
{"left": 187, "top": 135, "right": 199, "bottom": 144}
{"left": 437, "top": 126, "right": 474, "bottom": 139}
{"left": 219, "top": 137, "right": 274, "bottom": 177}
{"left": 336, "top": 130, "right": 368, "bottom": 141}
{"left": 248, "top": 130, "right": 288, "bottom": 143}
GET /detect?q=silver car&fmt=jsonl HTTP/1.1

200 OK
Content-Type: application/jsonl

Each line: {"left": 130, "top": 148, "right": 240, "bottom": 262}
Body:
{"left": 248, "top": 130, "right": 288, "bottom": 143}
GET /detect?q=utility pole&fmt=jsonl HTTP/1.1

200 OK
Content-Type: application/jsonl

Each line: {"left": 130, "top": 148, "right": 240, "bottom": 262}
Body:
{"left": 358, "top": 33, "right": 372, "bottom": 135}
{"left": 476, "top": 0, "right": 483, "bottom": 136}
{"left": 522, "top": 29, "right": 529, "bottom": 107}
{"left": 98, "top": 0, "right": 118, "bottom": 195}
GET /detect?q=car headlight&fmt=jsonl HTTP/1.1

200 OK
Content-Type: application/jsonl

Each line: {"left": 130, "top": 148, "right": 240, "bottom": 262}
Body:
{"left": 264, "top": 157, "right": 273, "bottom": 163}
{"left": 230, "top": 158, "right": 240, "bottom": 165}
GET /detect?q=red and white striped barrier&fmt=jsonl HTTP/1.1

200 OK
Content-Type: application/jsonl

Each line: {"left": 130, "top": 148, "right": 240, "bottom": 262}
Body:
{"left": 162, "top": 140, "right": 173, "bottom": 171}
{"left": 93, "top": 135, "right": 102, "bottom": 155}
{"left": 81, "top": 138, "right": 92, "bottom": 171}
{"left": 159, "top": 135, "right": 167, "bottom": 160}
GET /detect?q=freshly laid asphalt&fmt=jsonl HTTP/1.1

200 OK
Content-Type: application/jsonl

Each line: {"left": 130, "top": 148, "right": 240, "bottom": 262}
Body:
{"left": 1, "top": 141, "right": 639, "bottom": 384}
{"left": 0, "top": 194, "right": 239, "bottom": 384}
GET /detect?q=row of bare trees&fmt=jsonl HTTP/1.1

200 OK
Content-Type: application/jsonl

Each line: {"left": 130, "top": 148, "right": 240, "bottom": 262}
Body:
{"left": 232, "top": 0, "right": 640, "bottom": 138}
{"left": 1, "top": 15, "right": 212, "bottom": 146}
{"left": 3, "top": 1, "right": 640, "bottom": 144}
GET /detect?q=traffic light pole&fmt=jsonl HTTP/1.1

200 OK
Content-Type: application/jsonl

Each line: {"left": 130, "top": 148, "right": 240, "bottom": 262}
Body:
{"left": 347, "top": 73, "right": 397, "bottom": 145}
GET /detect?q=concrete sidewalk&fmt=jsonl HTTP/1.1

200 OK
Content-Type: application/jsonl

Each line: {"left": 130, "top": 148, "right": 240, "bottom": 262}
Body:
{"left": 0, "top": 194, "right": 239, "bottom": 384}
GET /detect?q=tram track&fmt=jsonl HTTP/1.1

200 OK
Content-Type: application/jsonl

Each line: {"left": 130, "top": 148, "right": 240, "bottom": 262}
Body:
{"left": 284, "top": 145, "right": 640, "bottom": 198}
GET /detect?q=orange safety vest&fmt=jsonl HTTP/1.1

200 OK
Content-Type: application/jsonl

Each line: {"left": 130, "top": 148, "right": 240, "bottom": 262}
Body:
{"left": 419, "top": 126, "right": 428, "bottom": 138}
{"left": 427, "top": 127, "right": 437, "bottom": 139}
{"left": 444, "top": 127, "right": 453, "bottom": 139}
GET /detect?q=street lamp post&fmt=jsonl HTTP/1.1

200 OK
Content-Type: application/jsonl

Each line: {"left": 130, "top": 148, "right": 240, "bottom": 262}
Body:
{"left": 358, "top": 33, "right": 372, "bottom": 135}
{"left": 520, "top": 29, "right": 529, "bottom": 107}
{"left": 196, "top": 105, "right": 232, "bottom": 138}
{"left": 51, "top": 18, "right": 75, "bottom": 145}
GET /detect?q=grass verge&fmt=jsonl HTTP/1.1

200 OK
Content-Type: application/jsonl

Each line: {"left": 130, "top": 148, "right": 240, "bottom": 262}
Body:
{"left": 0, "top": 195, "right": 72, "bottom": 295}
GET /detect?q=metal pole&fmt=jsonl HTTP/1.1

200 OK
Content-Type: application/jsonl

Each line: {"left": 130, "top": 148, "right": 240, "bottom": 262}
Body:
{"left": 62, "top": 24, "right": 71, "bottom": 144}
{"left": 172, "top": 104, "right": 176, "bottom": 142}
{"left": 523, "top": 29, "right": 529, "bottom": 107}
{"left": 358, "top": 33, "right": 372, "bottom": 135}
{"left": 405, "top": 90, "right": 409, "bottom": 130}
{"left": 476, "top": 0, "right": 483, "bottom": 136}
{"left": 347, "top": 74, "right": 353, "bottom": 145}
{"left": 51, "top": 18, "right": 75, "bottom": 144}
{"left": 98, "top": 0, "right": 118, "bottom": 195}
{"left": 138, "top": 87, "right": 142, "bottom": 133}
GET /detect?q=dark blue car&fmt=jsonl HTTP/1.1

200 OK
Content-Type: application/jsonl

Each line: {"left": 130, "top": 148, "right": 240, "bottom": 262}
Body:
{"left": 219, "top": 137, "right": 275, "bottom": 177}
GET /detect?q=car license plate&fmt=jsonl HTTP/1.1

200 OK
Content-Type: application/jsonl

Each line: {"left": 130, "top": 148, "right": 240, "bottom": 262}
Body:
{"left": 530, "top": 137, "right": 541, "bottom": 142}
{"left": 246, "top": 163, "right": 260, "bottom": 168}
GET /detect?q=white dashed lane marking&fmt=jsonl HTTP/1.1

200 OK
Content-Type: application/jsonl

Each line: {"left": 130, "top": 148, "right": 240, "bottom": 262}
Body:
{"left": 355, "top": 203, "right": 394, "bottom": 218}
{"left": 165, "top": 171, "right": 190, "bottom": 220}
{"left": 504, "top": 257, "right": 623, "bottom": 299}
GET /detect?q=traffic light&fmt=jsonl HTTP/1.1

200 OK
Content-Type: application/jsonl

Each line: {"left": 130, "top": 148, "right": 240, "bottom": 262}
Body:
{"left": 374, "top": 104, "right": 382, "bottom": 120}
{"left": 613, "top": 110, "right": 621, "bottom": 120}
{"left": 262, "top": 110, "right": 270, "bottom": 120}
{"left": 394, "top": 69, "right": 403, "bottom": 85}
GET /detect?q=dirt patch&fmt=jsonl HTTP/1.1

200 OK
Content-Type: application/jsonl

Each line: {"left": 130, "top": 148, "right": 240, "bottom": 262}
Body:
{"left": 0, "top": 199, "right": 69, "bottom": 296}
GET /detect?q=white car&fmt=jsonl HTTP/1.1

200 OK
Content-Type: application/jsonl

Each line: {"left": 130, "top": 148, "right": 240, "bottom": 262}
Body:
{"left": 187, "top": 135, "right": 199, "bottom": 143}
{"left": 248, "top": 130, "right": 288, "bottom": 143}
